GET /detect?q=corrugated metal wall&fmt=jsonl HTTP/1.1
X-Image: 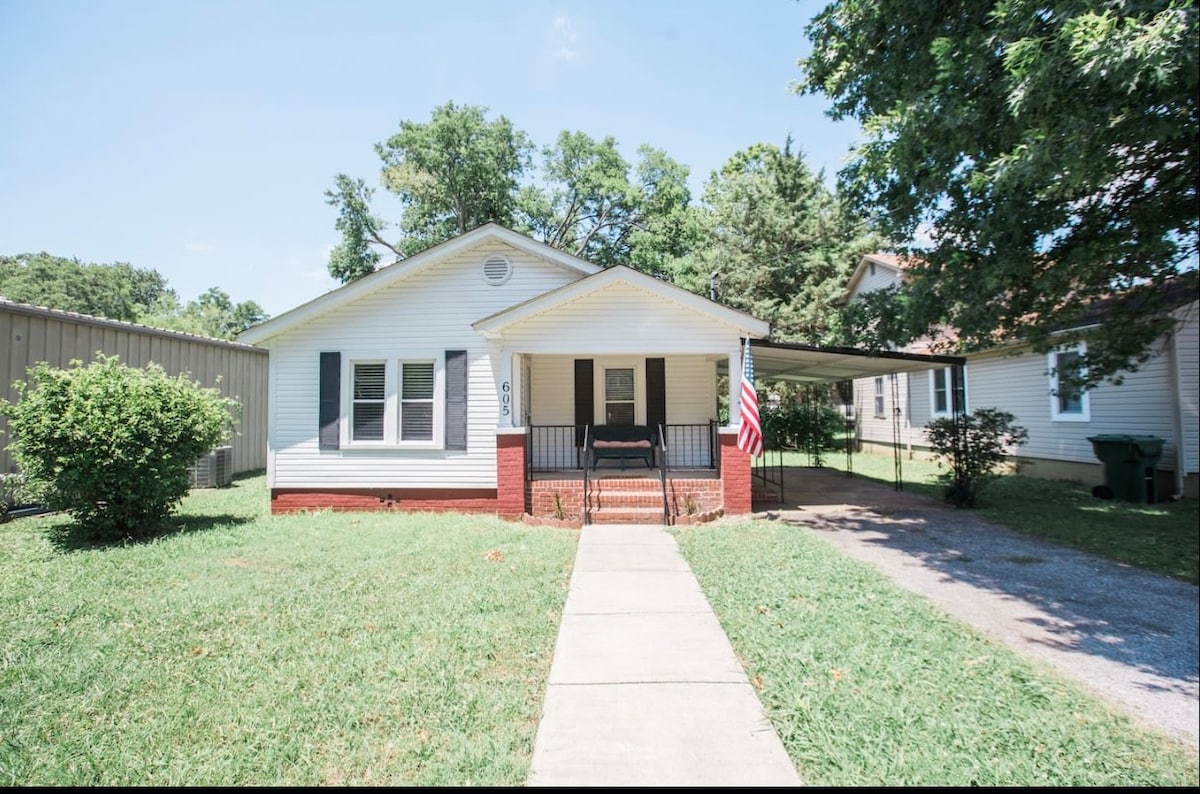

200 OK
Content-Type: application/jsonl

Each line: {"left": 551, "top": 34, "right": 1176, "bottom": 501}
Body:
{"left": 1, "top": 299, "right": 267, "bottom": 475}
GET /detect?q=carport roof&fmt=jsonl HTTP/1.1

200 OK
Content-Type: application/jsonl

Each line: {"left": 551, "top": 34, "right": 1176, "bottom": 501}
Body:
{"left": 723, "top": 340, "right": 965, "bottom": 384}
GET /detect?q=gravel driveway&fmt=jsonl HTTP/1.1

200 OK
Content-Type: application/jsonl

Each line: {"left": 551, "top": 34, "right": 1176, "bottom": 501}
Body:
{"left": 758, "top": 468, "right": 1199, "bottom": 755}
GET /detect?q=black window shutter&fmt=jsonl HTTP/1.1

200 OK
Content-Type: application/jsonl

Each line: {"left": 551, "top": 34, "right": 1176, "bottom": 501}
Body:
{"left": 318, "top": 352, "right": 340, "bottom": 450}
{"left": 574, "top": 358, "right": 594, "bottom": 446}
{"left": 646, "top": 357, "right": 666, "bottom": 440}
{"left": 445, "top": 350, "right": 468, "bottom": 451}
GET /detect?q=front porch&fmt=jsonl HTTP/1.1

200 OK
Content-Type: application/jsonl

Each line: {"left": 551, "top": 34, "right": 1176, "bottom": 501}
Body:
{"left": 499, "top": 423, "right": 750, "bottom": 526}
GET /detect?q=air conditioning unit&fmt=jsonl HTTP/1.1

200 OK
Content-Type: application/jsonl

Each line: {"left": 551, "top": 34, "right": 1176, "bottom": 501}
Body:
{"left": 188, "top": 446, "right": 233, "bottom": 488}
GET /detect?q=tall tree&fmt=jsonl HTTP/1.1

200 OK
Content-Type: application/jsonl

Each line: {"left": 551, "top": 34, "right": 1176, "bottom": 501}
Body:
{"left": 798, "top": 0, "right": 1198, "bottom": 385}
{"left": 325, "top": 104, "right": 698, "bottom": 282}
{"left": 0, "top": 253, "right": 173, "bottom": 322}
{"left": 517, "top": 131, "right": 697, "bottom": 271}
{"left": 141, "top": 287, "right": 268, "bottom": 340}
{"left": 326, "top": 102, "right": 533, "bottom": 282}
{"left": 682, "top": 139, "right": 883, "bottom": 343}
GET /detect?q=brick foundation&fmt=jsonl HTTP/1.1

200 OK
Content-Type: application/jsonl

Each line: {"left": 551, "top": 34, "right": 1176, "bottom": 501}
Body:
{"left": 270, "top": 488, "right": 497, "bottom": 515}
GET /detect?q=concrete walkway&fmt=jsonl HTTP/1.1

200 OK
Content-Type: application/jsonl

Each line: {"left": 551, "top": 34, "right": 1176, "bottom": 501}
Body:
{"left": 526, "top": 523, "right": 802, "bottom": 787}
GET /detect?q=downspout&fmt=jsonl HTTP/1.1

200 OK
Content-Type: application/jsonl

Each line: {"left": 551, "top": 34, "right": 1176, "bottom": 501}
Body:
{"left": 1166, "top": 330, "right": 1186, "bottom": 500}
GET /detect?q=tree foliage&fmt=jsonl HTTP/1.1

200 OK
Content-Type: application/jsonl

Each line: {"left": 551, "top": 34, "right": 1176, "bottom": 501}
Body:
{"left": 1, "top": 253, "right": 268, "bottom": 340}
{"left": 0, "top": 253, "right": 173, "bottom": 322}
{"left": 0, "top": 355, "right": 239, "bottom": 540}
{"left": 680, "top": 139, "right": 884, "bottom": 343}
{"left": 325, "top": 102, "right": 699, "bottom": 282}
{"left": 798, "top": 0, "right": 1199, "bottom": 385}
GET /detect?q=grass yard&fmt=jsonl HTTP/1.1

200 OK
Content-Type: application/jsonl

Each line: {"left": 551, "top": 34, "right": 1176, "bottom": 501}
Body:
{"left": 802, "top": 450, "right": 1200, "bottom": 585}
{"left": 0, "top": 473, "right": 578, "bottom": 787}
{"left": 674, "top": 519, "right": 1200, "bottom": 786}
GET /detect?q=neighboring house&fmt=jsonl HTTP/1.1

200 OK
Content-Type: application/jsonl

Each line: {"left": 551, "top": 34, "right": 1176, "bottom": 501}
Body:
{"left": 842, "top": 254, "right": 1200, "bottom": 499}
{"left": 238, "top": 224, "right": 772, "bottom": 523}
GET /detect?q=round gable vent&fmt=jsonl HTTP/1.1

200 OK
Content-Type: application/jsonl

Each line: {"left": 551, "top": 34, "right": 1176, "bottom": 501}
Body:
{"left": 481, "top": 253, "right": 513, "bottom": 286}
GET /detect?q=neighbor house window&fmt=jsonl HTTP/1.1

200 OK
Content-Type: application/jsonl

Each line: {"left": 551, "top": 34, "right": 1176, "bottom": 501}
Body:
{"left": 352, "top": 362, "right": 386, "bottom": 441}
{"left": 400, "top": 360, "right": 435, "bottom": 441}
{"left": 605, "top": 367, "right": 635, "bottom": 425}
{"left": 930, "top": 366, "right": 967, "bottom": 417}
{"left": 873, "top": 376, "right": 885, "bottom": 418}
{"left": 1049, "top": 344, "right": 1089, "bottom": 421}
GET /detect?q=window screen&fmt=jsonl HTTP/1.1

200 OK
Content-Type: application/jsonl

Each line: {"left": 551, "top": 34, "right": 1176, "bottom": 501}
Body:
{"left": 605, "top": 367, "right": 635, "bottom": 425}
{"left": 401, "top": 361, "right": 435, "bottom": 441}
{"left": 352, "top": 363, "right": 385, "bottom": 441}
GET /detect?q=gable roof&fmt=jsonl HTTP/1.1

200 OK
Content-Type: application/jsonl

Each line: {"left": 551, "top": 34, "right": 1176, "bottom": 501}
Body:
{"left": 239, "top": 224, "right": 602, "bottom": 345}
{"left": 471, "top": 264, "right": 770, "bottom": 339}
{"left": 840, "top": 252, "right": 912, "bottom": 303}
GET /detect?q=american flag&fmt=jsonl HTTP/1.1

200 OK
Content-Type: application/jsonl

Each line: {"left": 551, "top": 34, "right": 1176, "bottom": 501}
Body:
{"left": 736, "top": 338, "right": 763, "bottom": 457}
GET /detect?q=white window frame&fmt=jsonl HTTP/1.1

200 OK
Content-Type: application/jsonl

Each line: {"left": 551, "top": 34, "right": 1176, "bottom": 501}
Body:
{"left": 593, "top": 358, "right": 643, "bottom": 426}
{"left": 399, "top": 359, "right": 437, "bottom": 443}
{"left": 350, "top": 360, "right": 387, "bottom": 443}
{"left": 1049, "top": 343, "right": 1090, "bottom": 422}
{"left": 873, "top": 376, "right": 885, "bottom": 418}
{"left": 342, "top": 353, "right": 445, "bottom": 448}
{"left": 929, "top": 366, "right": 968, "bottom": 418}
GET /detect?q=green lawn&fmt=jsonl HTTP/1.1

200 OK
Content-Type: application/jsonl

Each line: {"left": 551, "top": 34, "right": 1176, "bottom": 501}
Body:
{"left": 674, "top": 519, "right": 1200, "bottom": 786}
{"left": 798, "top": 450, "right": 1200, "bottom": 585}
{"left": 0, "top": 474, "right": 578, "bottom": 787}
{"left": 3, "top": 472, "right": 1197, "bottom": 786}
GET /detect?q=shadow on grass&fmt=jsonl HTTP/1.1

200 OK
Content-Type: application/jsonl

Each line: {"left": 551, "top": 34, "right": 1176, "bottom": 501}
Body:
{"left": 47, "top": 512, "right": 254, "bottom": 552}
{"left": 757, "top": 466, "right": 1199, "bottom": 697}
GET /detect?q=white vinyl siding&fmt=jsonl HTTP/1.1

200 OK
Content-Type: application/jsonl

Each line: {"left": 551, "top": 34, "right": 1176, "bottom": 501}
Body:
{"left": 265, "top": 242, "right": 581, "bottom": 488}
{"left": 964, "top": 334, "right": 1186, "bottom": 470}
{"left": 496, "top": 281, "right": 746, "bottom": 354}
{"left": 847, "top": 260, "right": 903, "bottom": 301}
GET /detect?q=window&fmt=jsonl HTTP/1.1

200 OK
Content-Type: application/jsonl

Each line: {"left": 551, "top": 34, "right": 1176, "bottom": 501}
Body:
{"left": 930, "top": 366, "right": 967, "bottom": 417}
{"left": 352, "top": 362, "right": 386, "bottom": 441}
{"left": 331, "top": 351, "right": 463, "bottom": 449}
{"left": 605, "top": 367, "right": 635, "bottom": 425}
{"left": 873, "top": 376, "right": 885, "bottom": 418}
{"left": 400, "top": 361, "right": 435, "bottom": 441}
{"left": 1049, "top": 344, "right": 1089, "bottom": 421}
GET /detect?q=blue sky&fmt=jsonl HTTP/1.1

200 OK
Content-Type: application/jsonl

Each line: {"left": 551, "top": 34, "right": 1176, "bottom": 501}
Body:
{"left": 0, "top": 0, "right": 860, "bottom": 318}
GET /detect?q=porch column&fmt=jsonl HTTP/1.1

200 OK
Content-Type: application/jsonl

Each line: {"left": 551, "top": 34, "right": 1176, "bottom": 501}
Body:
{"left": 727, "top": 348, "right": 742, "bottom": 429}
{"left": 496, "top": 347, "right": 515, "bottom": 428}
{"left": 719, "top": 428, "right": 752, "bottom": 514}
{"left": 496, "top": 427, "right": 528, "bottom": 519}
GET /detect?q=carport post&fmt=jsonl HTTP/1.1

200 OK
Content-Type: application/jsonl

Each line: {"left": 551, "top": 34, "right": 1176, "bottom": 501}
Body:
{"left": 950, "top": 365, "right": 967, "bottom": 504}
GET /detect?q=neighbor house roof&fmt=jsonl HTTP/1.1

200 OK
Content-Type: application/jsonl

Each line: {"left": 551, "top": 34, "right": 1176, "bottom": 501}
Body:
{"left": 840, "top": 252, "right": 914, "bottom": 303}
{"left": 238, "top": 224, "right": 602, "bottom": 345}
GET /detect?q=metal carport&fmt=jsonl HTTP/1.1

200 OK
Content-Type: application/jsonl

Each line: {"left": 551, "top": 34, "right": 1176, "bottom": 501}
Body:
{"left": 719, "top": 340, "right": 968, "bottom": 500}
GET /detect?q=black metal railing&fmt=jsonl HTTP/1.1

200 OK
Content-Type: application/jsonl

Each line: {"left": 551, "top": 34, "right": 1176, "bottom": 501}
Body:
{"left": 528, "top": 422, "right": 718, "bottom": 476}
{"left": 657, "top": 423, "right": 669, "bottom": 524}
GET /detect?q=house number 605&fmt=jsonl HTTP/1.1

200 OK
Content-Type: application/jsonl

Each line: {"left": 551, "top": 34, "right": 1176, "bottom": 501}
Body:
{"left": 501, "top": 381, "right": 511, "bottom": 416}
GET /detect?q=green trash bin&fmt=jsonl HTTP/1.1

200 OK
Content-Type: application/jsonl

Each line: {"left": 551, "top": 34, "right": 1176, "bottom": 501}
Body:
{"left": 1087, "top": 435, "right": 1165, "bottom": 504}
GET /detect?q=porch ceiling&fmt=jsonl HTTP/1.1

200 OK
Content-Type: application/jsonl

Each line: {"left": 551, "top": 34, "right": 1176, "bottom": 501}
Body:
{"left": 723, "top": 340, "right": 965, "bottom": 384}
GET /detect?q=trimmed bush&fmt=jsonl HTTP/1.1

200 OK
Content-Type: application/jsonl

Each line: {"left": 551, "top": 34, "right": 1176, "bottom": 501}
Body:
{"left": 0, "top": 354, "right": 239, "bottom": 539}
{"left": 926, "top": 408, "right": 1029, "bottom": 507}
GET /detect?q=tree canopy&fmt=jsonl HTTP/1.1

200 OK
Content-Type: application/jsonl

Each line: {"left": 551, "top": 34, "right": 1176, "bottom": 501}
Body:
{"left": 0, "top": 253, "right": 172, "bottom": 323}
{"left": 798, "top": 0, "right": 1199, "bottom": 385}
{"left": 675, "top": 138, "right": 883, "bottom": 343}
{"left": 0, "top": 253, "right": 267, "bottom": 340}
{"left": 325, "top": 101, "right": 699, "bottom": 282}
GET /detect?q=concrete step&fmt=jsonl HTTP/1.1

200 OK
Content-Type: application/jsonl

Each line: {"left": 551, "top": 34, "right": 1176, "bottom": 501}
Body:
{"left": 585, "top": 506, "right": 669, "bottom": 524}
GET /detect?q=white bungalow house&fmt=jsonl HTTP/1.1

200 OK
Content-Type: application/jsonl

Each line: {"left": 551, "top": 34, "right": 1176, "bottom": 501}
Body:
{"left": 238, "top": 223, "right": 771, "bottom": 524}
{"left": 843, "top": 253, "right": 1200, "bottom": 500}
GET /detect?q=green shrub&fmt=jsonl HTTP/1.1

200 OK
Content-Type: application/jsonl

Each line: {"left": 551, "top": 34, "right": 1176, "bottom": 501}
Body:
{"left": 925, "top": 408, "right": 1029, "bottom": 507}
{"left": 761, "top": 389, "right": 846, "bottom": 466}
{"left": 0, "top": 354, "right": 239, "bottom": 539}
